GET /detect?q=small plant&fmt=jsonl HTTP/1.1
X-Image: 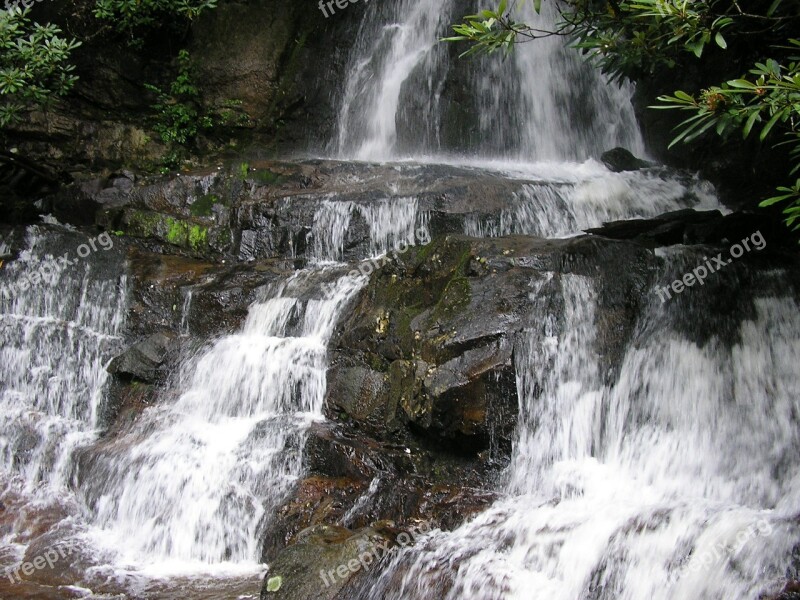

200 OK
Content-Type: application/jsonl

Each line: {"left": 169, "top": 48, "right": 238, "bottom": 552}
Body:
{"left": 144, "top": 50, "right": 212, "bottom": 171}
{"left": 93, "top": 0, "right": 217, "bottom": 47}
{"left": 144, "top": 51, "right": 247, "bottom": 173}
{"left": 239, "top": 161, "right": 249, "bottom": 179}
{"left": 0, "top": 7, "right": 81, "bottom": 127}
{"left": 656, "top": 41, "right": 800, "bottom": 231}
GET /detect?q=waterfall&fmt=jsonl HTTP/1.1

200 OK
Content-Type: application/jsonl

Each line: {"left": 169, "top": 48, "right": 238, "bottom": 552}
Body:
{"left": 0, "top": 225, "right": 127, "bottom": 503}
{"left": 80, "top": 273, "right": 366, "bottom": 568}
{"left": 333, "top": 0, "right": 644, "bottom": 161}
{"left": 355, "top": 261, "right": 800, "bottom": 600}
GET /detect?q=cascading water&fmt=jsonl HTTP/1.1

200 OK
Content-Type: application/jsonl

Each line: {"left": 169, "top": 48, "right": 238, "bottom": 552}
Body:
{"left": 2, "top": 0, "right": 795, "bottom": 598}
{"left": 356, "top": 260, "right": 800, "bottom": 600}
{"left": 81, "top": 272, "right": 366, "bottom": 568}
{"left": 0, "top": 225, "right": 127, "bottom": 563}
{"left": 76, "top": 198, "right": 427, "bottom": 575}
{"left": 334, "top": 0, "right": 643, "bottom": 161}
{"left": 0, "top": 227, "right": 127, "bottom": 492}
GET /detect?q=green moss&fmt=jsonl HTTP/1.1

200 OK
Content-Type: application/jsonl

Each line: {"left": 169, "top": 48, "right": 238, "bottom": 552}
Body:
{"left": 238, "top": 161, "right": 249, "bottom": 180}
{"left": 251, "top": 169, "right": 286, "bottom": 185}
{"left": 165, "top": 218, "right": 188, "bottom": 246}
{"left": 124, "top": 209, "right": 208, "bottom": 253}
{"left": 125, "top": 209, "right": 163, "bottom": 238}
{"left": 190, "top": 194, "right": 219, "bottom": 217}
{"left": 189, "top": 225, "right": 208, "bottom": 250}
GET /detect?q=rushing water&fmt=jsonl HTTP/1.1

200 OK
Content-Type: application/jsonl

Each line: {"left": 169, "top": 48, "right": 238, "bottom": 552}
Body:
{"left": 333, "top": 0, "right": 643, "bottom": 161}
{"left": 81, "top": 272, "right": 367, "bottom": 570}
{"left": 0, "top": 0, "right": 796, "bottom": 598}
{"left": 0, "top": 227, "right": 127, "bottom": 494}
{"left": 356, "top": 265, "right": 800, "bottom": 600}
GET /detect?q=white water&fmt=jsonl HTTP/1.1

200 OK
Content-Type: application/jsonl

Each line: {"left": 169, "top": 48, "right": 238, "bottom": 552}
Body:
{"left": 310, "top": 196, "right": 428, "bottom": 263}
{"left": 334, "top": 0, "right": 643, "bottom": 162}
{"left": 82, "top": 272, "right": 366, "bottom": 571}
{"left": 0, "top": 227, "right": 127, "bottom": 496}
{"left": 463, "top": 169, "right": 718, "bottom": 239}
{"left": 361, "top": 269, "right": 800, "bottom": 599}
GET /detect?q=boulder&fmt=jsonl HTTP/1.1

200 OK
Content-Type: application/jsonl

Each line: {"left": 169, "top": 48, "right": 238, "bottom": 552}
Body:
{"left": 107, "top": 332, "right": 178, "bottom": 383}
{"left": 260, "top": 524, "right": 393, "bottom": 600}
{"left": 601, "top": 147, "right": 654, "bottom": 172}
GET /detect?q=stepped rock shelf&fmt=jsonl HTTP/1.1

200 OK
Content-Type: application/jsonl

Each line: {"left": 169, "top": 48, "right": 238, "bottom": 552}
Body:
{"left": 2, "top": 156, "right": 798, "bottom": 599}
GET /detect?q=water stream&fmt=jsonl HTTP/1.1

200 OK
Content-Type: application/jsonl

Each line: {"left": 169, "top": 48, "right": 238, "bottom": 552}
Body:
{"left": 0, "top": 0, "right": 796, "bottom": 598}
{"left": 355, "top": 266, "right": 800, "bottom": 599}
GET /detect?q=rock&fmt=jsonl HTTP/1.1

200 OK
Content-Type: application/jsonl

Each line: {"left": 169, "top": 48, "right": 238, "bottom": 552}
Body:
{"left": 260, "top": 524, "right": 393, "bottom": 600}
{"left": 586, "top": 209, "right": 795, "bottom": 251}
{"left": 765, "top": 580, "right": 800, "bottom": 600}
{"left": 601, "top": 147, "right": 654, "bottom": 172}
{"left": 107, "top": 332, "right": 178, "bottom": 383}
{"left": 330, "top": 234, "right": 656, "bottom": 455}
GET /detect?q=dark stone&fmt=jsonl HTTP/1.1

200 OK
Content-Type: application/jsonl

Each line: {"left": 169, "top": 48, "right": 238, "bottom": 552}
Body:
{"left": 260, "top": 524, "right": 393, "bottom": 600}
{"left": 601, "top": 147, "right": 654, "bottom": 172}
{"left": 107, "top": 332, "right": 178, "bottom": 383}
{"left": 586, "top": 209, "right": 797, "bottom": 252}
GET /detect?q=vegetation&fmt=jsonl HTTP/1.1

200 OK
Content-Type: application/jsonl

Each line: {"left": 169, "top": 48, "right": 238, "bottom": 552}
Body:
{"left": 93, "top": 0, "right": 217, "bottom": 47}
{"left": 0, "top": 7, "right": 80, "bottom": 127}
{"left": 446, "top": 0, "right": 800, "bottom": 231}
{"left": 144, "top": 49, "right": 213, "bottom": 172}
{"left": 0, "top": 0, "right": 235, "bottom": 171}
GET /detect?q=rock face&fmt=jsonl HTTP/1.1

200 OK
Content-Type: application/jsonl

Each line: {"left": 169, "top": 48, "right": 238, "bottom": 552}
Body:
{"left": 260, "top": 524, "right": 393, "bottom": 600}
{"left": 258, "top": 231, "right": 661, "bottom": 592}
{"left": 601, "top": 147, "right": 653, "bottom": 172}
{"left": 107, "top": 332, "right": 178, "bottom": 383}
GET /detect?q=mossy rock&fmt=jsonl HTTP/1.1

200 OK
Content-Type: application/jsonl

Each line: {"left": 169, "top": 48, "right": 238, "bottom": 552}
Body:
{"left": 121, "top": 208, "right": 212, "bottom": 254}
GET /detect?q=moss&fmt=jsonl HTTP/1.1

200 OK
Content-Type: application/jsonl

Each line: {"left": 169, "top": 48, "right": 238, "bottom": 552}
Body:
{"left": 251, "top": 169, "right": 286, "bottom": 185}
{"left": 365, "top": 352, "right": 388, "bottom": 373}
{"left": 215, "top": 226, "right": 233, "bottom": 251}
{"left": 189, "top": 225, "right": 208, "bottom": 251}
{"left": 165, "top": 218, "right": 189, "bottom": 246}
{"left": 190, "top": 194, "right": 219, "bottom": 217}
{"left": 431, "top": 276, "right": 471, "bottom": 321}
{"left": 124, "top": 209, "right": 208, "bottom": 253}
{"left": 125, "top": 209, "right": 163, "bottom": 238}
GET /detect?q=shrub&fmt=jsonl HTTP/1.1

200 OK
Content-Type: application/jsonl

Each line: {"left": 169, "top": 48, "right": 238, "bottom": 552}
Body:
{"left": 0, "top": 7, "right": 81, "bottom": 127}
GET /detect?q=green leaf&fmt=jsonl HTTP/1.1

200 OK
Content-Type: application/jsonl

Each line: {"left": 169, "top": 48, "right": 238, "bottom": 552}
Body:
{"left": 714, "top": 32, "right": 727, "bottom": 50}
{"left": 726, "top": 79, "right": 755, "bottom": 89}
{"left": 760, "top": 110, "right": 785, "bottom": 141}
{"left": 266, "top": 576, "right": 283, "bottom": 592}
{"left": 760, "top": 195, "right": 794, "bottom": 208}
{"left": 743, "top": 109, "right": 760, "bottom": 138}
{"left": 767, "top": 0, "right": 783, "bottom": 16}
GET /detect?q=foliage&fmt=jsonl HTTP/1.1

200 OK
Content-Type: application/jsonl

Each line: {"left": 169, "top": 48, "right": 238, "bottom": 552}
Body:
{"left": 0, "top": 7, "right": 81, "bottom": 127}
{"left": 656, "top": 41, "right": 800, "bottom": 224}
{"left": 93, "top": 0, "right": 217, "bottom": 46}
{"left": 445, "top": 0, "right": 800, "bottom": 232}
{"left": 145, "top": 50, "right": 247, "bottom": 172}
{"left": 144, "top": 50, "right": 212, "bottom": 171}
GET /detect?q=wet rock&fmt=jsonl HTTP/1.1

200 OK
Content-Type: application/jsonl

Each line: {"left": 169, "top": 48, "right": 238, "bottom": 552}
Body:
{"left": 765, "top": 581, "right": 800, "bottom": 600}
{"left": 260, "top": 523, "right": 393, "bottom": 600}
{"left": 107, "top": 332, "right": 178, "bottom": 383}
{"left": 601, "top": 147, "right": 654, "bottom": 172}
{"left": 262, "top": 421, "right": 498, "bottom": 563}
{"left": 330, "top": 234, "right": 656, "bottom": 455}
